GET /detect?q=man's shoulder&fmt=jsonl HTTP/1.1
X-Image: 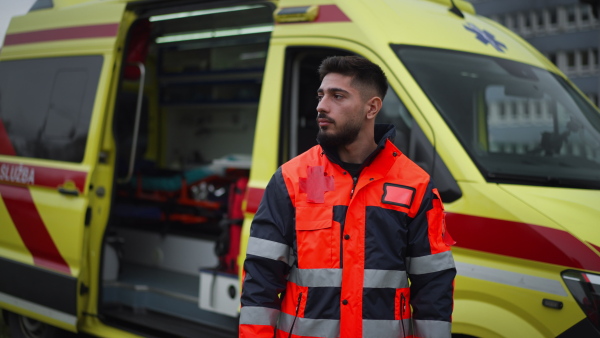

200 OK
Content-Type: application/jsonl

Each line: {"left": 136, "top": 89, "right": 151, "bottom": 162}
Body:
{"left": 283, "top": 145, "right": 324, "bottom": 168}
{"left": 387, "top": 144, "right": 432, "bottom": 184}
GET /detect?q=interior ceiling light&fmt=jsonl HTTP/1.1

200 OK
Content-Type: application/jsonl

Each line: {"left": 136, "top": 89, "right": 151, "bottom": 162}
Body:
{"left": 150, "top": 5, "right": 263, "bottom": 22}
{"left": 156, "top": 24, "right": 274, "bottom": 44}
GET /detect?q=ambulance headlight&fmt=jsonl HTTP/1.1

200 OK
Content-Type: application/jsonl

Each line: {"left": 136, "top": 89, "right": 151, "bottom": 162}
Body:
{"left": 562, "top": 270, "right": 600, "bottom": 329}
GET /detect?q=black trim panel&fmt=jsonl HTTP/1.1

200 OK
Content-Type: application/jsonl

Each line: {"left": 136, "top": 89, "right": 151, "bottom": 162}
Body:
{"left": 557, "top": 318, "right": 600, "bottom": 337}
{"left": 0, "top": 256, "right": 77, "bottom": 315}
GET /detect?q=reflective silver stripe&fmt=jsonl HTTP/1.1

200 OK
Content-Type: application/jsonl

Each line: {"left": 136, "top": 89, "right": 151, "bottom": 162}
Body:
{"left": 456, "top": 261, "right": 567, "bottom": 297}
{"left": 278, "top": 312, "right": 339, "bottom": 338}
{"left": 363, "top": 319, "right": 412, "bottom": 338}
{"left": 239, "top": 306, "right": 279, "bottom": 326}
{"left": 363, "top": 269, "right": 408, "bottom": 288}
{"left": 0, "top": 291, "right": 76, "bottom": 327}
{"left": 246, "top": 237, "right": 291, "bottom": 265}
{"left": 288, "top": 267, "right": 342, "bottom": 287}
{"left": 407, "top": 251, "right": 455, "bottom": 275}
{"left": 413, "top": 319, "right": 451, "bottom": 338}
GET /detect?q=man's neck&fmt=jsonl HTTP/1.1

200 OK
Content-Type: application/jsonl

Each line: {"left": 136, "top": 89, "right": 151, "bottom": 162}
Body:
{"left": 337, "top": 135, "right": 378, "bottom": 164}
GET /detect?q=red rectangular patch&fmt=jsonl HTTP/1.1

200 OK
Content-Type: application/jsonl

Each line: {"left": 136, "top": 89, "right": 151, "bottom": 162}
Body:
{"left": 382, "top": 183, "right": 415, "bottom": 208}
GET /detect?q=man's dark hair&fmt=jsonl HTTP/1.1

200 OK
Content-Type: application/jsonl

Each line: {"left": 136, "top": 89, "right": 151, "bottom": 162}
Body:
{"left": 318, "top": 55, "right": 388, "bottom": 100}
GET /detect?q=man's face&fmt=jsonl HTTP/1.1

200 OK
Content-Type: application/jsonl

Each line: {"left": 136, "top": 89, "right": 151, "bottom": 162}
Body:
{"left": 316, "top": 73, "right": 367, "bottom": 148}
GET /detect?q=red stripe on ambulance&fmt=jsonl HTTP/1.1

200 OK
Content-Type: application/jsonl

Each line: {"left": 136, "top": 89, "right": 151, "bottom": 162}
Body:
{"left": 0, "top": 161, "right": 87, "bottom": 193}
{"left": 276, "top": 4, "right": 351, "bottom": 25}
{"left": 0, "top": 185, "right": 71, "bottom": 274}
{"left": 4, "top": 23, "right": 119, "bottom": 46}
{"left": 314, "top": 5, "right": 351, "bottom": 22}
{"left": 245, "top": 188, "right": 600, "bottom": 271}
{"left": 446, "top": 213, "right": 600, "bottom": 272}
{"left": 0, "top": 120, "right": 16, "bottom": 156}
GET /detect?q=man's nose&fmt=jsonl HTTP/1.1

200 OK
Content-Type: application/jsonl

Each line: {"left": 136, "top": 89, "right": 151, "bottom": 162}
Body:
{"left": 316, "top": 96, "right": 328, "bottom": 113}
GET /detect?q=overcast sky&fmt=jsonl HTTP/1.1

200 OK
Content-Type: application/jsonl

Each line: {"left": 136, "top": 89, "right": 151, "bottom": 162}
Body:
{"left": 0, "top": 0, "right": 36, "bottom": 47}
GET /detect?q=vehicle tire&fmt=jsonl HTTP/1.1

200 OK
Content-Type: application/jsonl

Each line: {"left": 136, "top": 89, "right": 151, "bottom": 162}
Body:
{"left": 6, "top": 311, "right": 58, "bottom": 338}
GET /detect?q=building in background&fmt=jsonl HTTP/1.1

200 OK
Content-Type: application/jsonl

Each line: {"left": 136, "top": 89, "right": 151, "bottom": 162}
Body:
{"left": 469, "top": 0, "right": 600, "bottom": 107}
{"left": 0, "top": 0, "right": 35, "bottom": 48}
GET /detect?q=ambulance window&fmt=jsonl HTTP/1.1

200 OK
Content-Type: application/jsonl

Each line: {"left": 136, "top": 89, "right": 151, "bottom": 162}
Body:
{"left": 0, "top": 55, "right": 103, "bottom": 162}
{"left": 395, "top": 46, "right": 600, "bottom": 189}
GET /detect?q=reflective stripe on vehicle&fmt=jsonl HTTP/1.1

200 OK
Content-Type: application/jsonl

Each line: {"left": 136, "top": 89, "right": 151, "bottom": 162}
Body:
{"left": 407, "top": 251, "right": 455, "bottom": 275}
{"left": 0, "top": 160, "right": 87, "bottom": 193}
{"left": 4, "top": 23, "right": 119, "bottom": 46}
{"left": 0, "top": 291, "right": 76, "bottom": 327}
{"left": 0, "top": 185, "right": 71, "bottom": 274}
{"left": 446, "top": 213, "right": 600, "bottom": 272}
{"left": 456, "top": 261, "right": 567, "bottom": 296}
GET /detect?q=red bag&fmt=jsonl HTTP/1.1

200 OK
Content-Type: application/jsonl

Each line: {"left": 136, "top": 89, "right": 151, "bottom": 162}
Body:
{"left": 215, "top": 177, "right": 248, "bottom": 274}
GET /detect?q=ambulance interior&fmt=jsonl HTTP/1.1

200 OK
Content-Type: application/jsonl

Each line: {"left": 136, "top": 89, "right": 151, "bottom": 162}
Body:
{"left": 101, "top": 4, "right": 273, "bottom": 336}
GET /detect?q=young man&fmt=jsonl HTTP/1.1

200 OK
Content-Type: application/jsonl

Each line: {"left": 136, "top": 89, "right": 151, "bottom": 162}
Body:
{"left": 239, "top": 56, "right": 456, "bottom": 338}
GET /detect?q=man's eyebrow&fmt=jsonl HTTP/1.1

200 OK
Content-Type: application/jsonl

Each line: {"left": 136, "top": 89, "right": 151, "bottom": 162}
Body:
{"left": 317, "top": 87, "right": 351, "bottom": 94}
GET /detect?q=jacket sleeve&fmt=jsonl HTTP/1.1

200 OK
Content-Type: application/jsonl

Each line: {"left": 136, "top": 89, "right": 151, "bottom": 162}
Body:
{"left": 239, "top": 168, "right": 295, "bottom": 337}
{"left": 406, "top": 181, "right": 456, "bottom": 338}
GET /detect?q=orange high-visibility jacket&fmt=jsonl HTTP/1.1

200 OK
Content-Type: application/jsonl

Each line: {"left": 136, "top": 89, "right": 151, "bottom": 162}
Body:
{"left": 240, "top": 125, "right": 456, "bottom": 338}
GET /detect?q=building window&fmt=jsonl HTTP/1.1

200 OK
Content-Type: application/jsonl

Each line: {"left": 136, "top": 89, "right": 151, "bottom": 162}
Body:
{"left": 581, "top": 50, "right": 590, "bottom": 68}
{"left": 549, "top": 7, "right": 558, "bottom": 26}
{"left": 567, "top": 51, "right": 576, "bottom": 68}
{"left": 567, "top": 6, "right": 577, "bottom": 26}
{"left": 581, "top": 4, "right": 592, "bottom": 26}
{"left": 536, "top": 10, "right": 544, "bottom": 30}
{"left": 522, "top": 12, "right": 532, "bottom": 32}
{"left": 504, "top": 13, "right": 515, "bottom": 30}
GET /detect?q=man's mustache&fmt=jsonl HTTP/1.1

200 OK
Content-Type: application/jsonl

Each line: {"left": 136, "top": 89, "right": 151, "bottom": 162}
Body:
{"left": 316, "top": 114, "right": 335, "bottom": 123}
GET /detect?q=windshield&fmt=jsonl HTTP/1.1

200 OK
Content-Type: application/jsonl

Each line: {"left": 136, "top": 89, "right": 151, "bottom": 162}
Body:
{"left": 394, "top": 46, "right": 600, "bottom": 189}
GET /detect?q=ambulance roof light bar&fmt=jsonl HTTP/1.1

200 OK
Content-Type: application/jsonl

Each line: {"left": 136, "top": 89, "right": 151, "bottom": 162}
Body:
{"left": 274, "top": 5, "right": 318, "bottom": 23}
{"left": 149, "top": 5, "right": 263, "bottom": 22}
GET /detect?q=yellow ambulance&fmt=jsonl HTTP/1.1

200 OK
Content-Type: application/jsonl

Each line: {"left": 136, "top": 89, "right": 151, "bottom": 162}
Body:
{"left": 1, "top": 0, "right": 599, "bottom": 337}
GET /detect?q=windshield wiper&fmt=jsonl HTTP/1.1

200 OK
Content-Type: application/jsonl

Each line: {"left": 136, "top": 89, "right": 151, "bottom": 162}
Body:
{"left": 487, "top": 172, "right": 600, "bottom": 189}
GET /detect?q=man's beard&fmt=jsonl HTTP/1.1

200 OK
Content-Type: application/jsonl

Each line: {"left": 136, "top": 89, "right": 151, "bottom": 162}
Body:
{"left": 316, "top": 116, "right": 362, "bottom": 148}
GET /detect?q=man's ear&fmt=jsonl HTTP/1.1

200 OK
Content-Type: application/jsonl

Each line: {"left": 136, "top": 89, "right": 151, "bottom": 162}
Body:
{"left": 366, "top": 96, "right": 382, "bottom": 120}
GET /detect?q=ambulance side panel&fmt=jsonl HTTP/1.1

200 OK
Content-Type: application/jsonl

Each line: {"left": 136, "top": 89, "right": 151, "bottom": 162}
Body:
{"left": 0, "top": 2, "right": 127, "bottom": 332}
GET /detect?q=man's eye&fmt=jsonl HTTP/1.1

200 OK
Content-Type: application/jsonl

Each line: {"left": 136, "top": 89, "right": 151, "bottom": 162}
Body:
{"left": 334, "top": 94, "right": 343, "bottom": 99}
{"left": 316, "top": 95, "right": 323, "bottom": 101}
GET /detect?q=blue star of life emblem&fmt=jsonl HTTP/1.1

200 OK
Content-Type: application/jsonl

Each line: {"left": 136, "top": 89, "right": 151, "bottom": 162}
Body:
{"left": 464, "top": 22, "right": 507, "bottom": 53}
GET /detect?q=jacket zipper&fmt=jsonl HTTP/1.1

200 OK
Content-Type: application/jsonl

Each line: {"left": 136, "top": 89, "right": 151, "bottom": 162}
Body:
{"left": 350, "top": 176, "right": 358, "bottom": 198}
{"left": 342, "top": 176, "right": 359, "bottom": 267}
{"left": 400, "top": 293, "right": 407, "bottom": 337}
{"left": 288, "top": 292, "right": 303, "bottom": 338}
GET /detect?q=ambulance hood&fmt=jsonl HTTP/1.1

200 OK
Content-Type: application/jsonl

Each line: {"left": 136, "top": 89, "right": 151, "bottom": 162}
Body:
{"left": 499, "top": 184, "right": 600, "bottom": 253}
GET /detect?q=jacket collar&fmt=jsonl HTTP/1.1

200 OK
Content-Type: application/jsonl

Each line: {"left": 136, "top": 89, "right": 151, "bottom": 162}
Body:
{"left": 319, "top": 124, "right": 396, "bottom": 170}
